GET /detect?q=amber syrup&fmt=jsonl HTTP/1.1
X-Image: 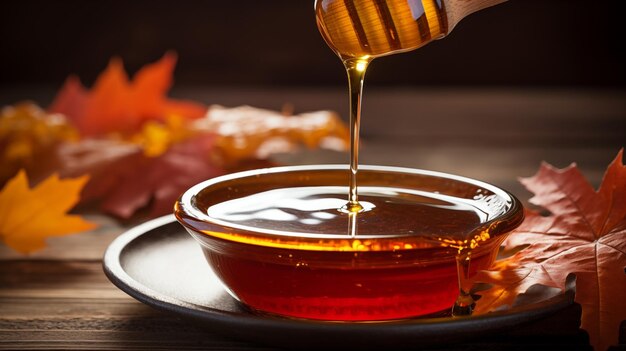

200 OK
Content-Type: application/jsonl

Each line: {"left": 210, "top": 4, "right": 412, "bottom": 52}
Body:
{"left": 177, "top": 164, "right": 517, "bottom": 321}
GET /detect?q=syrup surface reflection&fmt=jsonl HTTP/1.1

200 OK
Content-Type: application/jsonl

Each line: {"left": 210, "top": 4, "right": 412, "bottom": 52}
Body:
{"left": 206, "top": 185, "right": 493, "bottom": 242}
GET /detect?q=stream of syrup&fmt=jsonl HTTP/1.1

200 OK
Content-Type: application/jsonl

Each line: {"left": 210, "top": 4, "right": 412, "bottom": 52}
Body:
{"left": 315, "top": 0, "right": 482, "bottom": 315}
{"left": 316, "top": 0, "right": 448, "bottom": 211}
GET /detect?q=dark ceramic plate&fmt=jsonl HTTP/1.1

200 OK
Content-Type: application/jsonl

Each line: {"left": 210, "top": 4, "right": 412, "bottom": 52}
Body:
{"left": 103, "top": 215, "right": 574, "bottom": 350}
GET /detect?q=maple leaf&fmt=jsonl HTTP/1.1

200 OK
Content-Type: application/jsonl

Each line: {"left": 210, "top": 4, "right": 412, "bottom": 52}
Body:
{"left": 195, "top": 105, "right": 349, "bottom": 166}
{"left": 0, "top": 102, "right": 78, "bottom": 186}
{"left": 0, "top": 170, "right": 96, "bottom": 254}
{"left": 58, "top": 135, "right": 225, "bottom": 219}
{"left": 98, "top": 136, "right": 226, "bottom": 219}
{"left": 48, "top": 52, "right": 206, "bottom": 136}
{"left": 474, "top": 149, "right": 626, "bottom": 351}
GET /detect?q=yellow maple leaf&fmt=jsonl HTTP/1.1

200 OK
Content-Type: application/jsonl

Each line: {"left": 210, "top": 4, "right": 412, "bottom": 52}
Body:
{"left": 0, "top": 170, "right": 97, "bottom": 254}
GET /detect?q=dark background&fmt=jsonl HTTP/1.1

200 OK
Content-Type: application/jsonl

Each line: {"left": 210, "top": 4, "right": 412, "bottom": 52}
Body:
{"left": 1, "top": 0, "right": 624, "bottom": 88}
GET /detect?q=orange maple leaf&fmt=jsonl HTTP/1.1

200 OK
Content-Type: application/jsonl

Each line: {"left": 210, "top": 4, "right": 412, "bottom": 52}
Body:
{"left": 0, "top": 170, "right": 97, "bottom": 254}
{"left": 475, "top": 149, "right": 626, "bottom": 351}
{"left": 48, "top": 52, "right": 207, "bottom": 136}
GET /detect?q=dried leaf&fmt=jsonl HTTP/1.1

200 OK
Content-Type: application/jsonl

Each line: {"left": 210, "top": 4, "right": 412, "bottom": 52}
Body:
{"left": 195, "top": 105, "right": 349, "bottom": 166}
{"left": 57, "top": 138, "right": 141, "bottom": 203}
{"left": 59, "top": 135, "right": 225, "bottom": 219}
{"left": 475, "top": 149, "right": 626, "bottom": 351}
{"left": 56, "top": 103, "right": 346, "bottom": 218}
{"left": 0, "top": 102, "right": 78, "bottom": 185}
{"left": 0, "top": 170, "right": 96, "bottom": 254}
{"left": 130, "top": 115, "right": 192, "bottom": 157}
{"left": 49, "top": 52, "right": 206, "bottom": 136}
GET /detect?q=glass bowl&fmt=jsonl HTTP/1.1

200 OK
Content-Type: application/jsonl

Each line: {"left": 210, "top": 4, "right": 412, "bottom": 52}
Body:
{"left": 174, "top": 165, "right": 524, "bottom": 321}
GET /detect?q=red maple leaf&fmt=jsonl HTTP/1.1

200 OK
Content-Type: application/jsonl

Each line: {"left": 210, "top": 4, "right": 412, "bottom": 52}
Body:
{"left": 474, "top": 149, "right": 626, "bottom": 351}
{"left": 48, "top": 52, "right": 206, "bottom": 136}
{"left": 58, "top": 135, "right": 224, "bottom": 219}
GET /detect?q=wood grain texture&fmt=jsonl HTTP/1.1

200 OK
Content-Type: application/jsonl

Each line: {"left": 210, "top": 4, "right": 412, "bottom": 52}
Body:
{"left": 444, "top": 0, "right": 508, "bottom": 32}
{"left": 0, "top": 260, "right": 592, "bottom": 350}
{"left": 0, "top": 261, "right": 276, "bottom": 351}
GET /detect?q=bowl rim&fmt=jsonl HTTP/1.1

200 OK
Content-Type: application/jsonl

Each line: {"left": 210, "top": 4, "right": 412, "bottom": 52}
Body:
{"left": 175, "top": 164, "right": 524, "bottom": 247}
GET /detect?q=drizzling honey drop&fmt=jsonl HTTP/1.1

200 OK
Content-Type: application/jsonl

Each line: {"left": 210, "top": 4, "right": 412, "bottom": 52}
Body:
{"left": 343, "top": 58, "right": 370, "bottom": 211}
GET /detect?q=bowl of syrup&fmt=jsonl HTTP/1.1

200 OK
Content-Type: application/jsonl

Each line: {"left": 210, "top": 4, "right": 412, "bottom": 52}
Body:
{"left": 174, "top": 165, "right": 524, "bottom": 321}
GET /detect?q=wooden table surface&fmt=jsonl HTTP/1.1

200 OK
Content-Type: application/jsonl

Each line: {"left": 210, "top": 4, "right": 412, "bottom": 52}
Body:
{"left": 1, "top": 87, "right": 625, "bottom": 350}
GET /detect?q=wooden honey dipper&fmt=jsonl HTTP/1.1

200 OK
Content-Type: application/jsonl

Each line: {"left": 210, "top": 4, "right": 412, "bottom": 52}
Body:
{"left": 316, "top": 0, "right": 507, "bottom": 60}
